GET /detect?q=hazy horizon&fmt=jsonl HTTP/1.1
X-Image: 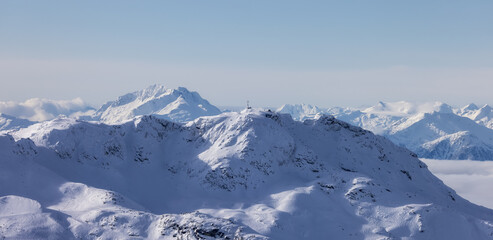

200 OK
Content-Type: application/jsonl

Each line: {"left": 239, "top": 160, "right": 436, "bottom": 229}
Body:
{"left": 0, "top": 84, "right": 491, "bottom": 111}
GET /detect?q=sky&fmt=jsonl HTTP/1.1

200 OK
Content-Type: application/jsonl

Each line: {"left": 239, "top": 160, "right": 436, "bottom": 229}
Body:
{"left": 1, "top": 1, "right": 493, "bottom": 108}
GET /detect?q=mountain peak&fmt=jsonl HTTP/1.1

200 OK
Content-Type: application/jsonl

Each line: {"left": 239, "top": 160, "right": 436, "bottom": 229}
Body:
{"left": 480, "top": 104, "right": 492, "bottom": 111}
{"left": 276, "top": 104, "right": 324, "bottom": 121}
{"left": 175, "top": 86, "right": 191, "bottom": 93}
{"left": 434, "top": 102, "right": 453, "bottom": 114}
{"left": 138, "top": 84, "right": 168, "bottom": 98}
{"left": 91, "top": 85, "right": 221, "bottom": 124}
{"left": 463, "top": 103, "right": 479, "bottom": 111}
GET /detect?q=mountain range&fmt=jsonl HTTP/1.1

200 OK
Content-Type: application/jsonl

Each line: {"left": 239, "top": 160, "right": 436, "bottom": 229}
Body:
{"left": 3, "top": 85, "right": 493, "bottom": 162}
{"left": 1, "top": 85, "right": 493, "bottom": 239}
{"left": 2, "top": 109, "right": 493, "bottom": 239}
{"left": 278, "top": 102, "right": 493, "bottom": 160}
{"left": 0, "top": 85, "right": 220, "bottom": 130}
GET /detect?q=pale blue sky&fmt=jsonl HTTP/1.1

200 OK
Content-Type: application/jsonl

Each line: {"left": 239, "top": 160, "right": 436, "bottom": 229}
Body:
{"left": 1, "top": 1, "right": 492, "bottom": 107}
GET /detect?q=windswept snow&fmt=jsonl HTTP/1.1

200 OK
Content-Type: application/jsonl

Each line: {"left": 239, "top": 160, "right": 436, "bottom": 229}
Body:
{"left": 1, "top": 110, "right": 493, "bottom": 239}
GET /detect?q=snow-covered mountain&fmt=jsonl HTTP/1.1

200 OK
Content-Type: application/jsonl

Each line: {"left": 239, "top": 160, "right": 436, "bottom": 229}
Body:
{"left": 417, "top": 131, "right": 493, "bottom": 160}
{"left": 330, "top": 109, "right": 402, "bottom": 136}
{"left": 387, "top": 112, "right": 493, "bottom": 159}
{"left": 334, "top": 101, "right": 455, "bottom": 134}
{"left": 87, "top": 85, "right": 221, "bottom": 124}
{"left": 0, "top": 113, "right": 35, "bottom": 132}
{"left": 277, "top": 104, "right": 325, "bottom": 121}
{"left": 2, "top": 110, "right": 493, "bottom": 239}
{"left": 277, "top": 101, "right": 493, "bottom": 160}
{"left": 459, "top": 104, "right": 493, "bottom": 129}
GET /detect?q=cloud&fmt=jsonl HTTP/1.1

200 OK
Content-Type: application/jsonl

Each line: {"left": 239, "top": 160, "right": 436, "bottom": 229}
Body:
{"left": 0, "top": 98, "right": 95, "bottom": 122}
{"left": 421, "top": 159, "right": 493, "bottom": 210}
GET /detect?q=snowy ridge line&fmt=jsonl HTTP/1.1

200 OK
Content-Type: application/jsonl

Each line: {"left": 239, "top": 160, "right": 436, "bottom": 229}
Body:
{"left": 1, "top": 109, "right": 492, "bottom": 239}
{"left": 3, "top": 85, "right": 493, "bottom": 161}
{"left": 278, "top": 102, "right": 493, "bottom": 160}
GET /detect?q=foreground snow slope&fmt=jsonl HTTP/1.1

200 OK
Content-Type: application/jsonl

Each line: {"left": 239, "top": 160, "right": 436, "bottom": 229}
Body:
{"left": 2, "top": 110, "right": 493, "bottom": 239}
{"left": 87, "top": 84, "right": 221, "bottom": 124}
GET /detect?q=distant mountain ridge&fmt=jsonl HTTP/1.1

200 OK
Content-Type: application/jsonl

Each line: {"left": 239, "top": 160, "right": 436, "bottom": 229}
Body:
{"left": 0, "top": 113, "right": 35, "bottom": 132}
{"left": 459, "top": 104, "right": 493, "bottom": 129}
{"left": 278, "top": 101, "right": 493, "bottom": 160}
{"left": 276, "top": 104, "right": 324, "bottom": 121}
{"left": 3, "top": 86, "right": 493, "bottom": 161}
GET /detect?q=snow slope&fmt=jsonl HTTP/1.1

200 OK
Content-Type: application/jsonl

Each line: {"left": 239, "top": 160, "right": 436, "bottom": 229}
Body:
{"left": 0, "top": 113, "right": 35, "bottom": 132}
{"left": 87, "top": 84, "right": 221, "bottom": 124}
{"left": 2, "top": 110, "right": 493, "bottom": 239}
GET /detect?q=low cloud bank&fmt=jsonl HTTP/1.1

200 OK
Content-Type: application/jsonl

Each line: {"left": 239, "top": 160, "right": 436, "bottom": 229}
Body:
{"left": 0, "top": 98, "right": 94, "bottom": 122}
{"left": 422, "top": 159, "right": 493, "bottom": 209}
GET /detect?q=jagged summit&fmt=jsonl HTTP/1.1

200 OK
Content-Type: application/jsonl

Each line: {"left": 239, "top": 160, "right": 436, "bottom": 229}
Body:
{"left": 3, "top": 109, "right": 493, "bottom": 239}
{"left": 477, "top": 104, "right": 493, "bottom": 117}
{"left": 459, "top": 103, "right": 493, "bottom": 130}
{"left": 462, "top": 103, "right": 479, "bottom": 112}
{"left": 88, "top": 84, "right": 221, "bottom": 124}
